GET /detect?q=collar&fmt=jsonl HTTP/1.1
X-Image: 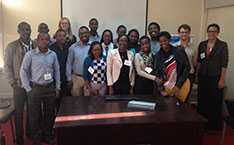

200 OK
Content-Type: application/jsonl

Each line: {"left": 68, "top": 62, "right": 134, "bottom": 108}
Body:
{"left": 175, "top": 40, "right": 192, "bottom": 47}
{"left": 35, "top": 47, "right": 51, "bottom": 54}
{"left": 20, "top": 39, "right": 32, "bottom": 47}
{"left": 102, "top": 42, "right": 113, "bottom": 48}
{"left": 77, "top": 41, "right": 91, "bottom": 46}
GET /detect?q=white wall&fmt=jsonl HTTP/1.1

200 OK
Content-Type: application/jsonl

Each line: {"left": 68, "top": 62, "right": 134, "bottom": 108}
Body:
{"left": 148, "top": 0, "right": 205, "bottom": 50}
{"left": 63, "top": 0, "right": 147, "bottom": 38}
{"left": 206, "top": 0, "right": 234, "bottom": 8}
{"left": 0, "top": 0, "right": 3, "bottom": 68}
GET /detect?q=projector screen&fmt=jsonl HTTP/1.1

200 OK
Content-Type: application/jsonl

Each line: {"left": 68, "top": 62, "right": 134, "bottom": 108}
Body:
{"left": 62, "top": 0, "right": 147, "bottom": 38}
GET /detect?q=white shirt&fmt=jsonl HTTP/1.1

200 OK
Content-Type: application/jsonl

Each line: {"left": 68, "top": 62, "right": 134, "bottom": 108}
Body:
{"left": 173, "top": 41, "right": 195, "bottom": 74}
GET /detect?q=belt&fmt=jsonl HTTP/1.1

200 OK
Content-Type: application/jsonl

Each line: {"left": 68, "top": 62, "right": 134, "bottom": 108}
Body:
{"left": 73, "top": 73, "right": 83, "bottom": 77}
{"left": 32, "top": 82, "right": 54, "bottom": 88}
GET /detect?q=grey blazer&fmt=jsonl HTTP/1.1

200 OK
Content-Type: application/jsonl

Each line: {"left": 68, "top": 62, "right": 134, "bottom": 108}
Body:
{"left": 4, "top": 39, "right": 36, "bottom": 86}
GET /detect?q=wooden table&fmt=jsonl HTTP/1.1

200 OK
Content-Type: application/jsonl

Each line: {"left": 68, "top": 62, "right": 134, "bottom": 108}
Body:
{"left": 54, "top": 95, "right": 206, "bottom": 145}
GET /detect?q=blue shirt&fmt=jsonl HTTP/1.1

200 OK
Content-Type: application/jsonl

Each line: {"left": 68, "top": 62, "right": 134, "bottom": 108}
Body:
{"left": 20, "top": 48, "right": 60, "bottom": 92}
{"left": 101, "top": 42, "right": 114, "bottom": 59}
{"left": 151, "top": 40, "right": 160, "bottom": 55}
{"left": 66, "top": 41, "right": 90, "bottom": 81}
{"left": 89, "top": 34, "right": 101, "bottom": 42}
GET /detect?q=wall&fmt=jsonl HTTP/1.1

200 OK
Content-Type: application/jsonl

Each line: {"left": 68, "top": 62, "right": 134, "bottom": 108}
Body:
{"left": 206, "top": 6, "right": 234, "bottom": 99}
{"left": 63, "top": 0, "right": 147, "bottom": 38}
{"left": 0, "top": 0, "right": 3, "bottom": 68}
{"left": 148, "top": 0, "right": 205, "bottom": 49}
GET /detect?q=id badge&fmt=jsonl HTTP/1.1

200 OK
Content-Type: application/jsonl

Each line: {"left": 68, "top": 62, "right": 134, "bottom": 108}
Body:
{"left": 145, "top": 67, "right": 153, "bottom": 74}
{"left": 124, "top": 60, "right": 132, "bottom": 67}
{"left": 200, "top": 52, "right": 205, "bottom": 60}
{"left": 44, "top": 72, "right": 52, "bottom": 81}
{"left": 88, "top": 66, "right": 95, "bottom": 75}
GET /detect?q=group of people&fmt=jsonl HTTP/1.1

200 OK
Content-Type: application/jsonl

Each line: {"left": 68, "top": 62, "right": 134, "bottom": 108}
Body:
{"left": 4, "top": 17, "right": 228, "bottom": 145}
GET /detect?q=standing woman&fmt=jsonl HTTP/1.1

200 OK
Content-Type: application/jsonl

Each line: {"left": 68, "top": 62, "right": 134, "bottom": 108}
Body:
{"left": 58, "top": 17, "right": 77, "bottom": 47}
{"left": 107, "top": 35, "right": 135, "bottom": 95}
{"left": 128, "top": 29, "right": 140, "bottom": 55}
{"left": 100, "top": 29, "right": 114, "bottom": 59}
{"left": 197, "top": 24, "right": 229, "bottom": 131}
{"left": 83, "top": 41, "right": 107, "bottom": 96}
{"left": 134, "top": 36, "right": 157, "bottom": 95}
{"left": 153, "top": 31, "right": 190, "bottom": 97}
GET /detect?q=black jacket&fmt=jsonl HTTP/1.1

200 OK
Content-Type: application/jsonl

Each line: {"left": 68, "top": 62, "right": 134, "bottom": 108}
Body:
{"left": 197, "top": 39, "right": 228, "bottom": 77}
{"left": 153, "top": 46, "right": 190, "bottom": 88}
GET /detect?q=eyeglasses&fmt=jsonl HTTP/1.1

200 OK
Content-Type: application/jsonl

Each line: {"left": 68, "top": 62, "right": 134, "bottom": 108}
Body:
{"left": 179, "top": 31, "right": 189, "bottom": 34}
{"left": 208, "top": 30, "right": 218, "bottom": 33}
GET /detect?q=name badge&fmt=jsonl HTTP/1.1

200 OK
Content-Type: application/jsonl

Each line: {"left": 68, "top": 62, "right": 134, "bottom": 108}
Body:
{"left": 124, "top": 60, "right": 132, "bottom": 67}
{"left": 88, "top": 66, "right": 95, "bottom": 75}
{"left": 200, "top": 52, "right": 205, "bottom": 59}
{"left": 103, "top": 51, "right": 107, "bottom": 57}
{"left": 44, "top": 73, "right": 52, "bottom": 81}
{"left": 145, "top": 67, "right": 153, "bottom": 74}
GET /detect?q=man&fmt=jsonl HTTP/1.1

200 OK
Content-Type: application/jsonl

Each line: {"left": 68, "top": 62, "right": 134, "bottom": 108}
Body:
{"left": 4, "top": 21, "right": 35, "bottom": 145}
{"left": 66, "top": 26, "right": 90, "bottom": 96}
{"left": 113, "top": 25, "right": 127, "bottom": 47}
{"left": 50, "top": 29, "right": 69, "bottom": 107}
{"left": 88, "top": 18, "right": 100, "bottom": 42}
{"left": 37, "top": 22, "right": 49, "bottom": 34}
{"left": 20, "top": 33, "right": 60, "bottom": 145}
{"left": 148, "top": 22, "right": 161, "bottom": 55}
{"left": 36, "top": 22, "right": 54, "bottom": 46}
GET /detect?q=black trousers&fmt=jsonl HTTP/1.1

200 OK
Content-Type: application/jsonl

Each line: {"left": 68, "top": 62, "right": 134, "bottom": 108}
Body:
{"left": 13, "top": 86, "right": 29, "bottom": 144}
{"left": 134, "top": 75, "right": 154, "bottom": 95}
{"left": 186, "top": 73, "right": 195, "bottom": 103}
{"left": 27, "top": 84, "right": 56, "bottom": 141}
{"left": 56, "top": 81, "right": 68, "bottom": 111}
{"left": 113, "top": 78, "right": 130, "bottom": 95}
{"left": 197, "top": 75, "right": 223, "bottom": 130}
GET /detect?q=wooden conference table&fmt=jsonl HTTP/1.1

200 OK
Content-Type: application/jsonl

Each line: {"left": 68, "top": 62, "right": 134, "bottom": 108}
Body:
{"left": 54, "top": 95, "right": 206, "bottom": 145}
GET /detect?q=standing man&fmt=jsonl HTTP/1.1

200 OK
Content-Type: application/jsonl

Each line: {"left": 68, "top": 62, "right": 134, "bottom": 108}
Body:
{"left": 20, "top": 33, "right": 60, "bottom": 145}
{"left": 89, "top": 18, "right": 100, "bottom": 42}
{"left": 66, "top": 26, "right": 90, "bottom": 96}
{"left": 148, "top": 22, "right": 161, "bottom": 55}
{"left": 4, "top": 22, "right": 35, "bottom": 145}
{"left": 50, "top": 29, "right": 69, "bottom": 108}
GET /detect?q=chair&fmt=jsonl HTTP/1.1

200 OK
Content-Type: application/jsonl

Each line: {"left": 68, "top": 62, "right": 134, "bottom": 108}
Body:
{"left": 0, "top": 98, "right": 15, "bottom": 145}
{"left": 220, "top": 100, "right": 234, "bottom": 145}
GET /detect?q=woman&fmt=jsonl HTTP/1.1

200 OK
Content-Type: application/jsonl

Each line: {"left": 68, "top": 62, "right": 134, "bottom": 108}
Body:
{"left": 128, "top": 29, "right": 140, "bottom": 55}
{"left": 58, "top": 17, "right": 77, "bottom": 47}
{"left": 107, "top": 35, "right": 135, "bottom": 95}
{"left": 113, "top": 25, "right": 127, "bottom": 48}
{"left": 153, "top": 31, "right": 190, "bottom": 97}
{"left": 100, "top": 29, "right": 114, "bottom": 59}
{"left": 134, "top": 36, "right": 157, "bottom": 95}
{"left": 83, "top": 41, "right": 107, "bottom": 96}
{"left": 197, "top": 24, "right": 228, "bottom": 131}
